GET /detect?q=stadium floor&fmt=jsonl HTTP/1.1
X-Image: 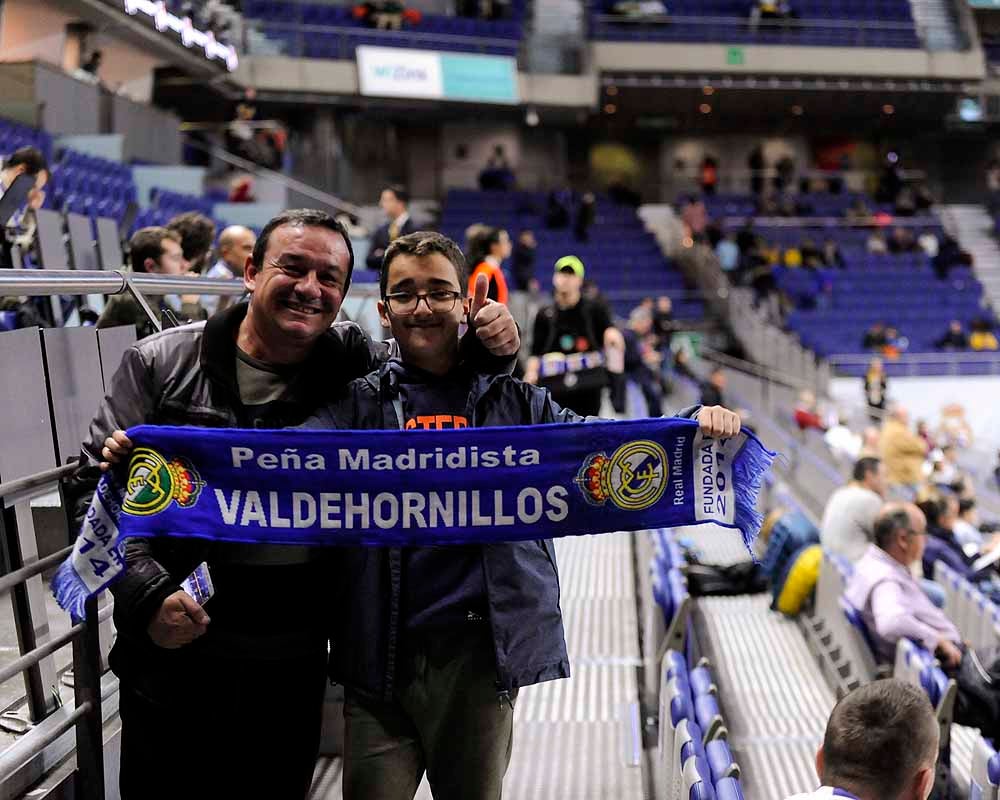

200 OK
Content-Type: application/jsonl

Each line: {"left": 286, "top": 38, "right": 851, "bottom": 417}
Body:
{"left": 309, "top": 533, "right": 647, "bottom": 799}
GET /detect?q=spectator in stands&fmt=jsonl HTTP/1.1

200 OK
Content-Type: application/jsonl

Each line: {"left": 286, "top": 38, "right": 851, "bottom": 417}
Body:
{"left": 888, "top": 226, "right": 917, "bottom": 254}
{"left": 653, "top": 295, "right": 674, "bottom": 343}
{"left": 844, "top": 503, "right": 963, "bottom": 666}
{"left": 166, "top": 212, "right": 217, "bottom": 274}
{"left": 846, "top": 197, "right": 873, "bottom": 223}
{"left": 699, "top": 156, "right": 718, "bottom": 196}
{"left": 0, "top": 146, "right": 48, "bottom": 270}
{"left": 679, "top": 195, "right": 708, "bottom": 240}
{"left": 98, "top": 227, "right": 202, "bottom": 338}
{"left": 820, "top": 457, "right": 886, "bottom": 563}
{"left": 825, "top": 417, "right": 862, "bottom": 464}
{"left": 526, "top": 256, "right": 623, "bottom": 416}
{"left": 782, "top": 244, "right": 803, "bottom": 268}
{"left": 935, "top": 320, "right": 968, "bottom": 351}
{"left": 938, "top": 403, "right": 973, "bottom": 448}
{"left": 76, "top": 210, "right": 521, "bottom": 800}
{"left": 917, "top": 228, "right": 939, "bottom": 258}
{"left": 821, "top": 238, "right": 845, "bottom": 269}
{"left": 970, "top": 318, "right": 999, "bottom": 351}
{"left": 544, "top": 190, "right": 570, "bottom": 229}
{"left": 80, "top": 50, "right": 102, "bottom": 80}
{"left": 862, "top": 322, "right": 886, "bottom": 351}
{"left": 916, "top": 490, "right": 983, "bottom": 586}
{"left": 866, "top": 230, "right": 888, "bottom": 255}
{"left": 793, "top": 390, "right": 826, "bottom": 433}
{"left": 916, "top": 419, "right": 936, "bottom": 450}
{"left": 622, "top": 307, "right": 663, "bottom": 417}
{"left": 863, "top": 356, "right": 888, "bottom": 419}
{"left": 479, "top": 145, "right": 515, "bottom": 191}
{"left": 700, "top": 367, "right": 727, "bottom": 408}
{"left": 203, "top": 225, "right": 255, "bottom": 315}
{"left": 932, "top": 234, "right": 968, "bottom": 280}
{"left": 467, "top": 226, "right": 511, "bottom": 305}
{"left": 366, "top": 185, "right": 415, "bottom": 271}
{"left": 783, "top": 679, "right": 938, "bottom": 800}
{"left": 880, "top": 404, "right": 928, "bottom": 498}
{"left": 511, "top": 230, "right": 538, "bottom": 292}
{"left": 573, "top": 192, "right": 596, "bottom": 242}
{"left": 715, "top": 232, "right": 740, "bottom": 273}
{"left": 953, "top": 496, "right": 985, "bottom": 554}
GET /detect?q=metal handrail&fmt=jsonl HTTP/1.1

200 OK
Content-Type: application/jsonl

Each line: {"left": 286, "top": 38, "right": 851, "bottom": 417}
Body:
{"left": 254, "top": 19, "right": 520, "bottom": 45}
{"left": 0, "top": 547, "right": 73, "bottom": 599}
{"left": 592, "top": 12, "right": 921, "bottom": 33}
{"left": 0, "top": 702, "right": 91, "bottom": 784}
{"left": 829, "top": 351, "right": 1000, "bottom": 365}
{"left": 0, "top": 604, "right": 113, "bottom": 690}
{"left": 719, "top": 215, "right": 940, "bottom": 229}
{"left": 700, "top": 346, "right": 811, "bottom": 391}
{"left": 0, "top": 464, "right": 78, "bottom": 505}
{"left": 0, "top": 270, "right": 246, "bottom": 297}
{"left": 180, "top": 139, "right": 363, "bottom": 218}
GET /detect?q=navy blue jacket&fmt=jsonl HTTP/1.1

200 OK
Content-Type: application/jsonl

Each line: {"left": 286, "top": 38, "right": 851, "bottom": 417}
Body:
{"left": 306, "top": 361, "right": 699, "bottom": 703}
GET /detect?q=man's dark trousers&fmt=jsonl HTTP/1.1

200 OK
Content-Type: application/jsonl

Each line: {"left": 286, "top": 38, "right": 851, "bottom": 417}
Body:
{"left": 118, "top": 648, "right": 327, "bottom": 799}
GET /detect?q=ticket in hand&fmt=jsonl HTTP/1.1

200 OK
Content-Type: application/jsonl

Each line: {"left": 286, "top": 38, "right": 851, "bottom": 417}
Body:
{"left": 181, "top": 562, "right": 215, "bottom": 606}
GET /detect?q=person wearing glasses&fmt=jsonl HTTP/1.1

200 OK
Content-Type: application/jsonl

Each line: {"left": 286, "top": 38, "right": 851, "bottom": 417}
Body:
{"left": 72, "top": 211, "right": 522, "bottom": 800}
{"left": 843, "top": 502, "right": 963, "bottom": 668}
{"left": 304, "top": 231, "right": 741, "bottom": 800}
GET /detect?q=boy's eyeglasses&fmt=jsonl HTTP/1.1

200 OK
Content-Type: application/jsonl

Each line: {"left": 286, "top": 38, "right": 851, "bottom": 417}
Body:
{"left": 384, "top": 290, "right": 462, "bottom": 316}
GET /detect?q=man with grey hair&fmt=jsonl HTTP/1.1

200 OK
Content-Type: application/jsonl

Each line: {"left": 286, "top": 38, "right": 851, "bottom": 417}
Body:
{"left": 844, "top": 502, "right": 962, "bottom": 667}
{"left": 784, "top": 679, "right": 939, "bottom": 800}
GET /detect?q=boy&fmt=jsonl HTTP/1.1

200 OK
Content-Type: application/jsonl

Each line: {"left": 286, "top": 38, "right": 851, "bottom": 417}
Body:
{"left": 309, "top": 231, "right": 741, "bottom": 800}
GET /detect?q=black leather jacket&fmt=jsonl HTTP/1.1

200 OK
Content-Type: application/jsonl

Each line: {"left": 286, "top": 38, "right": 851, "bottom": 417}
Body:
{"left": 64, "top": 301, "right": 510, "bottom": 696}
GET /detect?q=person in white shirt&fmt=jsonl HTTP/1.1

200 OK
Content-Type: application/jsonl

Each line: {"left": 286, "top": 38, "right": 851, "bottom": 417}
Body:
{"left": 202, "top": 225, "right": 255, "bottom": 316}
{"left": 784, "top": 679, "right": 938, "bottom": 800}
{"left": 819, "top": 457, "right": 886, "bottom": 562}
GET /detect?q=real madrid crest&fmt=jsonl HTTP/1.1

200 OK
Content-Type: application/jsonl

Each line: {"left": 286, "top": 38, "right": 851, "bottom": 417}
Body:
{"left": 575, "top": 440, "right": 668, "bottom": 511}
{"left": 123, "top": 447, "right": 205, "bottom": 516}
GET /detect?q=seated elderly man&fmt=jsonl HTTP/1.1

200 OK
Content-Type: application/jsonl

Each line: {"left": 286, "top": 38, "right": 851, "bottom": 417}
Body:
{"left": 844, "top": 502, "right": 963, "bottom": 668}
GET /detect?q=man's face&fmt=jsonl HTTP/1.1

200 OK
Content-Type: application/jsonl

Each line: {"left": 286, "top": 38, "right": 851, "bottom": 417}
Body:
{"left": 867, "top": 462, "right": 888, "bottom": 498}
{"left": 902, "top": 509, "right": 928, "bottom": 565}
{"left": 152, "top": 237, "right": 185, "bottom": 275}
{"left": 553, "top": 269, "right": 582, "bottom": 295}
{"left": 223, "top": 230, "right": 256, "bottom": 273}
{"left": 244, "top": 224, "right": 350, "bottom": 344}
{"left": 378, "top": 252, "right": 469, "bottom": 368}
{"left": 26, "top": 170, "right": 48, "bottom": 210}
{"left": 380, "top": 190, "right": 404, "bottom": 220}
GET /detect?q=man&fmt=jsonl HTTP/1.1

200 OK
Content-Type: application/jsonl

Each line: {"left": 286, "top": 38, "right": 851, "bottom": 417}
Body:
{"left": 819, "top": 457, "right": 886, "bottom": 563}
{"left": 880, "top": 404, "right": 927, "bottom": 498}
{"left": 365, "top": 185, "right": 415, "bottom": 270}
{"left": 1, "top": 146, "right": 49, "bottom": 270}
{"left": 784, "top": 679, "right": 938, "bottom": 800}
{"left": 935, "top": 320, "right": 967, "bottom": 351}
{"left": 97, "top": 226, "right": 199, "bottom": 339}
{"left": 526, "top": 255, "right": 624, "bottom": 417}
{"left": 700, "top": 367, "right": 727, "bottom": 408}
{"left": 843, "top": 503, "right": 963, "bottom": 667}
{"left": 202, "top": 224, "right": 255, "bottom": 315}
{"left": 304, "top": 231, "right": 740, "bottom": 800}
{"left": 166, "top": 211, "right": 217, "bottom": 273}
{"left": 70, "top": 210, "right": 521, "bottom": 799}
{"left": 622, "top": 307, "right": 663, "bottom": 417}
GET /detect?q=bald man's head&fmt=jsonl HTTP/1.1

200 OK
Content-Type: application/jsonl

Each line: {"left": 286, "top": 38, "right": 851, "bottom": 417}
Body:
{"left": 873, "top": 502, "right": 926, "bottom": 566}
{"left": 218, "top": 225, "right": 256, "bottom": 275}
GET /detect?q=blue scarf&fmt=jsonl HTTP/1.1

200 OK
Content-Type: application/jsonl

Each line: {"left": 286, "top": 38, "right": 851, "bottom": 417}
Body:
{"left": 53, "top": 418, "right": 775, "bottom": 620}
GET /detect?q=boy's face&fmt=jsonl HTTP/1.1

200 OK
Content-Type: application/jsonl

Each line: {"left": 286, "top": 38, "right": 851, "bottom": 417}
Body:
{"left": 379, "top": 252, "right": 470, "bottom": 368}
